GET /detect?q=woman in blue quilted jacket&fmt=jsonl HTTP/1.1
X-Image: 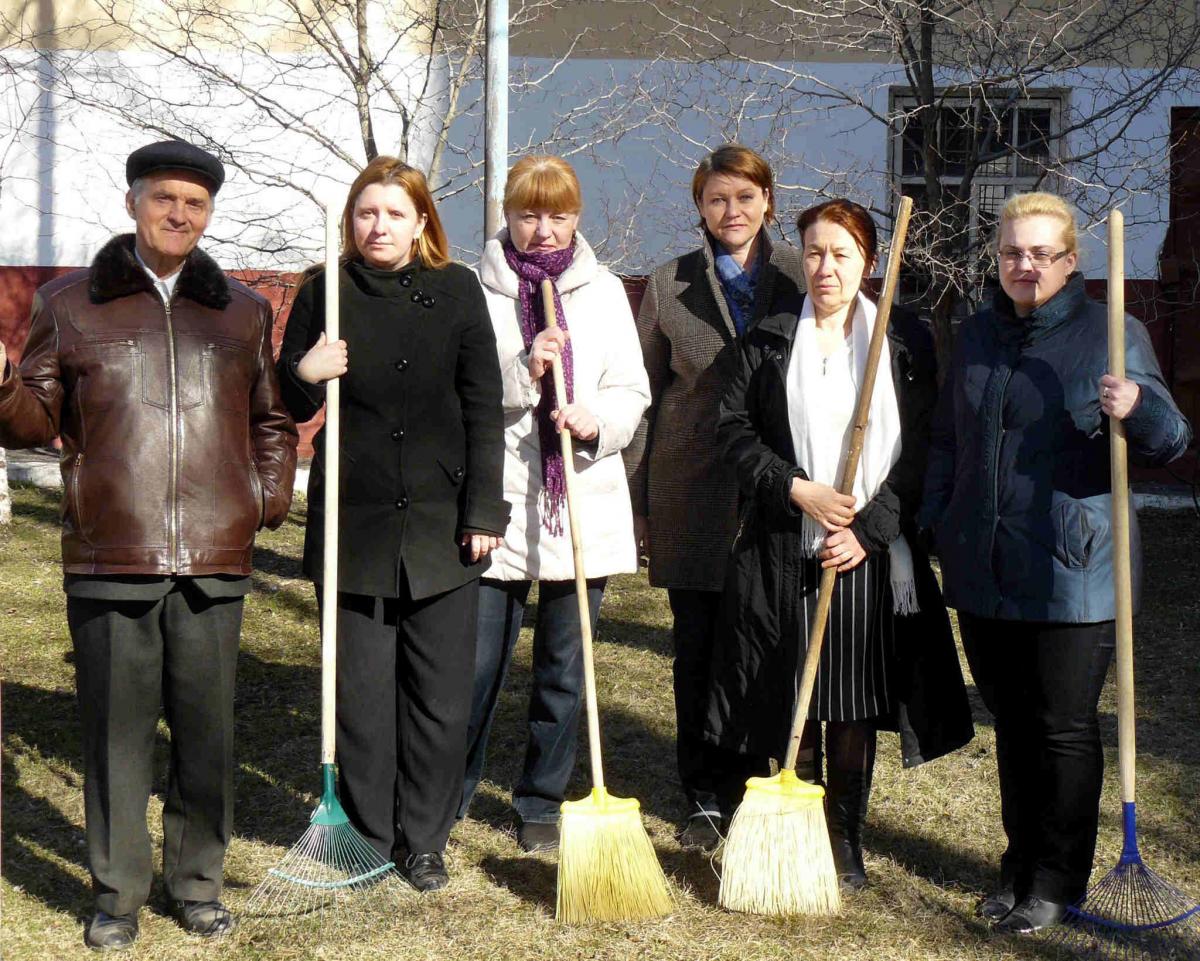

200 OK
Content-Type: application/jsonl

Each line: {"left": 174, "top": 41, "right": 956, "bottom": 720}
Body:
{"left": 919, "top": 192, "right": 1191, "bottom": 934}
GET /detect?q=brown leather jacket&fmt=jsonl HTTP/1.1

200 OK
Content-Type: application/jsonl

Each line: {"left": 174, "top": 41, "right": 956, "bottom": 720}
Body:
{"left": 0, "top": 235, "right": 298, "bottom": 575}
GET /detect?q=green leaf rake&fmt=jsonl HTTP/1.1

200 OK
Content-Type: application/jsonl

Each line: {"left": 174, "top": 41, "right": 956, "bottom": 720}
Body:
{"left": 246, "top": 191, "right": 399, "bottom": 923}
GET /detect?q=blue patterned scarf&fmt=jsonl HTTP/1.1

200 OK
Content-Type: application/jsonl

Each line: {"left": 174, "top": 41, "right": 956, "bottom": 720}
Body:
{"left": 712, "top": 239, "right": 762, "bottom": 336}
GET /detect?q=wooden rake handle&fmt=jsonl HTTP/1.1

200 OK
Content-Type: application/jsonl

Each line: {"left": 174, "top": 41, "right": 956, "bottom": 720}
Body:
{"left": 1108, "top": 210, "right": 1137, "bottom": 805}
{"left": 783, "top": 196, "right": 914, "bottom": 772}
{"left": 540, "top": 278, "right": 606, "bottom": 791}
{"left": 320, "top": 197, "right": 341, "bottom": 767}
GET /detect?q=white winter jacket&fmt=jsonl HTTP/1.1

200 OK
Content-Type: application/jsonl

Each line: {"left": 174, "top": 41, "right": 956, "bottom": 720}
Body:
{"left": 477, "top": 230, "right": 650, "bottom": 582}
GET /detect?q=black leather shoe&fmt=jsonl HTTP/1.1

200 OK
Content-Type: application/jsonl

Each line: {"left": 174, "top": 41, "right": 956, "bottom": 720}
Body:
{"left": 171, "top": 899, "right": 236, "bottom": 938}
{"left": 84, "top": 911, "right": 139, "bottom": 951}
{"left": 398, "top": 851, "right": 449, "bottom": 891}
{"left": 677, "top": 814, "right": 722, "bottom": 853}
{"left": 977, "top": 887, "right": 1018, "bottom": 923}
{"left": 517, "top": 820, "right": 559, "bottom": 854}
{"left": 993, "top": 895, "right": 1067, "bottom": 934}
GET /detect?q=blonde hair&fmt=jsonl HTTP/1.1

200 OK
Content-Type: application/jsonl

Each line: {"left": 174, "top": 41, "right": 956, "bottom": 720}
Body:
{"left": 503, "top": 155, "right": 583, "bottom": 215}
{"left": 999, "top": 192, "right": 1078, "bottom": 254}
{"left": 341, "top": 156, "right": 451, "bottom": 269}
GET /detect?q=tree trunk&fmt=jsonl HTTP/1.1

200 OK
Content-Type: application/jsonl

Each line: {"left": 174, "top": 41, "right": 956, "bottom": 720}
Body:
{"left": 931, "top": 289, "right": 956, "bottom": 386}
{"left": 0, "top": 447, "right": 10, "bottom": 525}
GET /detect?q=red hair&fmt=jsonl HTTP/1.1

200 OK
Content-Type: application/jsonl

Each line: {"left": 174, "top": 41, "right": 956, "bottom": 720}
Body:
{"left": 797, "top": 199, "right": 878, "bottom": 267}
{"left": 341, "top": 156, "right": 451, "bottom": 269}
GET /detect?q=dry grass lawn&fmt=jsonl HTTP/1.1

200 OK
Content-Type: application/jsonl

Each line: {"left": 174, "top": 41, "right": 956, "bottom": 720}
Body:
{"left": 2, "top": 484, "right": 1198, "bottom": 960}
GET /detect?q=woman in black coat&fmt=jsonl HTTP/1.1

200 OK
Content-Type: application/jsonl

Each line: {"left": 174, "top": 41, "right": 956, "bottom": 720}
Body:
{"left": 277, "top": 157, "right": 509, "bottom": 892}
{"left": 707, "top": 199, "right": 972, "bottom": 891}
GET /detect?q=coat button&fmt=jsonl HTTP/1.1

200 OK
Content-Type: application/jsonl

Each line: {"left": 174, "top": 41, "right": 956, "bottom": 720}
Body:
{"left": 400, "top": 274, "right": 413, "bottom": 287}
{"left": 411, "top": 291, "right": 423, "bottom": 303}
{"left": 391, "top": 429, "right": 404, "bottom": 441}
{"left": 395, "top": 497, "right": 409, "bottom": 509}
{"left": 423, "top": 296, "right": 435, "bottom": 308}
{"left": 394, "top": 359, "right": 409, "bottom": 371}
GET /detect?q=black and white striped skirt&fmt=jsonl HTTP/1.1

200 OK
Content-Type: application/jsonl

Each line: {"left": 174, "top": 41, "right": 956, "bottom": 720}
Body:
{"left": 793, "top": 551, "right": 896, "bottom": 722}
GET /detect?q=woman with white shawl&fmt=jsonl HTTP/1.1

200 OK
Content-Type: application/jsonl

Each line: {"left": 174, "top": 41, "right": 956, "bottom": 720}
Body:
{"left": 705, "top": 199, "right": 972, "bottom": 892}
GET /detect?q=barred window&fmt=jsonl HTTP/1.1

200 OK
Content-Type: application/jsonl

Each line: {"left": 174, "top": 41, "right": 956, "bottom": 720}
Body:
{"left": 889, "top": 91, "right": 1063, "bottom": 310}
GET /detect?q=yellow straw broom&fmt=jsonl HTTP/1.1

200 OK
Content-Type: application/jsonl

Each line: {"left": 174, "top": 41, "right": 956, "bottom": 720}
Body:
{"left": 718, "top": 196, "right": 914, "bottom": 917}
{"left": 536, "top": 278, "right": 673, "bottom": 924}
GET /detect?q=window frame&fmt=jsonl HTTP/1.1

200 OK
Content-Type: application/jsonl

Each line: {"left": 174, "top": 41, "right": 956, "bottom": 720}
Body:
{"left": 887, "top": 87, "right": 1068, "bottom": 310}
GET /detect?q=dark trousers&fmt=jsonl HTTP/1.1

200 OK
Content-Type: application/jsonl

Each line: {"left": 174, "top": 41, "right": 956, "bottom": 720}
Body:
{"left": 67, "top": 588, "right": 242, "bottom": 916}
{"left": 958, "top": 613, "right": 1115, "bottom": 904}
{"left": 459, "top": 577, "right": 604, "bottom": 824}
{"left": 669, "top": 588, "right": 768, "bottom": 818}
{"left": 330, "top": 579, "right": 478, "bottom": 859}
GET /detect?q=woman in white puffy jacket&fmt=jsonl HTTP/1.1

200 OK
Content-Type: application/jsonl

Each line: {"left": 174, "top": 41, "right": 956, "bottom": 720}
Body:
{"left": 456, "top": 156, "right": 650, "bottom": 853}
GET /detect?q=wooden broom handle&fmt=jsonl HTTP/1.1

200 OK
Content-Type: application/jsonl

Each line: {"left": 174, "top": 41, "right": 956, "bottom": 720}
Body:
{"left": 1108, "top": 210, "right": 1136, "bottom": 805}
{"left": 320, "top": 198, "right": 340, "bottom": 766}
{"left": 541, "top": 279, "right": 605, "bottom": 791}
{"left": 783, "top": 196, "right": 914, "bottom": 772}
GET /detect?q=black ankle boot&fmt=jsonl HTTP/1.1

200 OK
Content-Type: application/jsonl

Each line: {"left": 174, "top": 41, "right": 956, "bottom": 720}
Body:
{"left": 825, "top": 769, "right": 871, "bottom": 891}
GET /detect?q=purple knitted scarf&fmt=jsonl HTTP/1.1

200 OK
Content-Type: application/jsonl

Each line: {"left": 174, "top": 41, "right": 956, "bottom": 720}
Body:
{"left": 503, "top": 238, "right": 576, "bottom": 533}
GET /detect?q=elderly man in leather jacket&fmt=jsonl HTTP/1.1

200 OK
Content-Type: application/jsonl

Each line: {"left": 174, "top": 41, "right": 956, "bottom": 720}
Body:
{"left": 0, "top": 140, "right": 298, "bottom": 950}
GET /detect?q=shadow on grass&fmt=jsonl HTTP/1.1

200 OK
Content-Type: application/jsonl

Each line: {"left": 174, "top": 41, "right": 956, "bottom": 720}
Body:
{"left": 252, "top": 544, "right": 305, "bottom": 580}
{"left": 868, "top": 818, "right": 996, "bottom": 894}
{"left": 478, "top": 853, "right": 555, "bottom": 914}
{"left": 10, "top": 486, "right": 62, "bottom": 527}
{"left": 657, "top": 845, "right": 722, "bottom": 905}
{"left": 1, "top": 748, "right": 93, "bottom": 922}
{"left": 592, "top": 616, "right": 673, "bottom": 659}
{"left": 249, "top": 573, "right": 317, "bottom": 621}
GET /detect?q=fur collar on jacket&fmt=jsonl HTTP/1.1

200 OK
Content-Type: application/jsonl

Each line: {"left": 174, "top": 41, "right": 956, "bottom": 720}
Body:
{"left": 88, "top": 234, "right": 232, "bottom": 310}
{"left": 478, "top": 228, "right": 601, "bottom": 298}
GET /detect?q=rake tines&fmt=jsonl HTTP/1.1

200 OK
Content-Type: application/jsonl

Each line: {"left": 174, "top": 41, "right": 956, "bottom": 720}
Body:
{"left": 1048, "top": 859, "right": 1200, "bottom": 961}
{"left": 1046, "top": 800, "right": 1200, "bottom": 961}
{"left": 1048, "top": 212, "right": 1200, "bottom": 961}
{"left": 244, "top": 764, "right": 403, "bottom": 926}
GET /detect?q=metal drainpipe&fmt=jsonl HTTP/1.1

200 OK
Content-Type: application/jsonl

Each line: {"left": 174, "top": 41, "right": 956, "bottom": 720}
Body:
{"left": 484, "top": 0, "right": 508, "bottom": 241}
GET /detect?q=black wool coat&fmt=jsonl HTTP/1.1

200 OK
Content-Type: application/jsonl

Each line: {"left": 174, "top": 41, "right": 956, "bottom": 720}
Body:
{"left": 277, "top": 259, "right": 510, "bottom": 601}
{"left": 705, "top": 304, "right": 974, "bottom": 767}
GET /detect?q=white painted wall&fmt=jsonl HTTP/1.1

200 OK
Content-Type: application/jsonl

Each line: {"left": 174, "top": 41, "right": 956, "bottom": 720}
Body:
{"left": 0, "top": 50, "right": 1192, "bottom": 280}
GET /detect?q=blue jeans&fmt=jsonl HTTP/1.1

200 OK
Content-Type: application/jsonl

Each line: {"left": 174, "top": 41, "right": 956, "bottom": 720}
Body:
{"left": 459, "top": 577, "right": 605, "bottom": 824}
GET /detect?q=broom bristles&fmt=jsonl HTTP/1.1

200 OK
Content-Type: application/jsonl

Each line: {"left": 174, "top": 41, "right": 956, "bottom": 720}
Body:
{"left": 245, "top": 819, "right": 401, "bottom": 923}
{"left": 718, "top": 771, "right": 841, "bottom": 917}
{"left": 556, "top": 787, "right": 673, "bottom": 923}
{"left": 1047, "top": 859, "right": 1200, "bottom": 961}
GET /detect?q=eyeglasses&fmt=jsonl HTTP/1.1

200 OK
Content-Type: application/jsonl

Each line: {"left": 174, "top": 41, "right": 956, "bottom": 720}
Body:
{"left": 998, "top": 247, "right": 1072, "bottom": 268}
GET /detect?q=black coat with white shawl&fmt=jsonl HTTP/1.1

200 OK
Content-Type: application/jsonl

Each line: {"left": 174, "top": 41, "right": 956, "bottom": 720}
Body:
{"left": 704, "top": 302, "right": 973, "bottom": 767}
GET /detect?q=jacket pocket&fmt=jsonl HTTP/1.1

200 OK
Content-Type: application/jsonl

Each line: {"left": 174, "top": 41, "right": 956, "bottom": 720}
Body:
{"left": 66, "top": 452, "right": 86, "bottom": 540}
{"left": 214, "top": 461, "right": 260, "bottom": 548}
{"left": 1053, "top": 500, "right": 1095, "bottom": 569}
{"left": 205, "top": 340, "right": 255, "bottom": 412}
{"left": 72, "top": 338, "right": 139, "bottom": 414}
{"left": 249, "top": 464, "right": 265, "bottom": 529}
{"left": 438, "top": 458, "right": 465, "bottom": 486}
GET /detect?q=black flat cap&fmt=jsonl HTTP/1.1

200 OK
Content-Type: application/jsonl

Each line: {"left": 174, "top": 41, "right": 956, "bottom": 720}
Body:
{"left": 126, "top": 140, "right": 225, "bottom": 194}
